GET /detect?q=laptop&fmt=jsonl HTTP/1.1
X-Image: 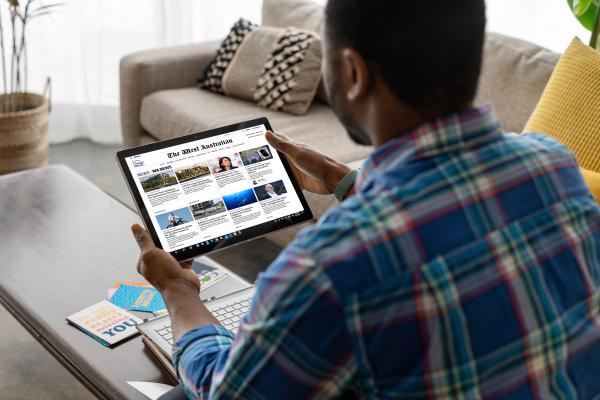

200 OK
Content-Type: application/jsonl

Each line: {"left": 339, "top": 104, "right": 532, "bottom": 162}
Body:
{"left": 138, "top": 284, "right": 257, "bottom": 373}
{"left": 137, "top": 257, "right": 255, "bottom": 377}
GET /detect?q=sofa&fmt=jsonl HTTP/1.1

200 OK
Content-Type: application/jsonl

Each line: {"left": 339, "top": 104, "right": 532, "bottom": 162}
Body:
{"left": 120, "top": 0, "right": 560, "bottom": 247}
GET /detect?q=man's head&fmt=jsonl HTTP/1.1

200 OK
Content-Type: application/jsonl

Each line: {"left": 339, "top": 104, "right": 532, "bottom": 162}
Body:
{"left": 322, "top": 0, "right": 486, "bottom": 146}
{"left": 169, "top": 213, "right": 176, "bottom": 222}
{"left": 265, "top": 184, "right": 275, "bottom": 193}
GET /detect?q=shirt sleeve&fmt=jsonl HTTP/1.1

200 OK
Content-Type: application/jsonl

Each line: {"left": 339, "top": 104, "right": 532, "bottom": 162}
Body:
{"left": 171, "top": 244, "right": 357, "bottom": 399}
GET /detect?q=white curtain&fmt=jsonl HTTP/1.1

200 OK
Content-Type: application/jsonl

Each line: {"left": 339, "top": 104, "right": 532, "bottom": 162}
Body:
{"left": 23, "top": 0, "right": 261, "bottom": 144}
{"left": 311, "top": 0, "right": 590, "bottom": 52}
{"left": 19, "top": 0, "right": 591, "bottom": 145}
{"left": 486, "top": 0, "right": 590, "bottom": 53}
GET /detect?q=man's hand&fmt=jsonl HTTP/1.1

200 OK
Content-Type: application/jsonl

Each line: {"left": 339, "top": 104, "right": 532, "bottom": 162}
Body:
{"left": 132, "top": 224, "right": 200, "bottom": 294}
{"left": 266, "top": 130, "right": 351, "bottom": 195}
{"left": 132, "top": 224, "right": 218, "bottom": 340}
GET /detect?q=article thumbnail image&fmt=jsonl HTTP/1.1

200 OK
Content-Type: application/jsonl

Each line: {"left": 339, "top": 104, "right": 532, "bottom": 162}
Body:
{"left": 222, "top": 188, "right": 258, "bottom": 210}
{"left": 255, "top": 180, "right": 287, "bottom": 201}
{"left": 190, "top": 198, "right": 227, "bottom": 220}
{"left": 207, "top": 154, "right": 243, "bottom": 174}
{"left": 155, "top": 207, "right": 193, "bottom": 230}
{"left": 175, "top": 163, "right": 211, "bottom": 183}
{"left": 240, "top": 145, "right": 274, "bottom": 166}
{"left": 139, "top": 170, "right": 178, "bottom": 193}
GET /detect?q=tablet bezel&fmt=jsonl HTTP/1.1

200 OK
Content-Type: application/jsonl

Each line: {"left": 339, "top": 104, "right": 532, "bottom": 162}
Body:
{"left": 116, "top": 118, "right": 313, "bottom": 261}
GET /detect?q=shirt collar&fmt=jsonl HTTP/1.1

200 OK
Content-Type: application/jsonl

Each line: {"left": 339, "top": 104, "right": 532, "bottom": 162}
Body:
{"left": 355, "top": 104, "right": 503, "bottom": 190}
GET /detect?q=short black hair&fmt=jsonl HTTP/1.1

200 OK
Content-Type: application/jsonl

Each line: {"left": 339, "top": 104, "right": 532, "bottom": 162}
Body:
{"left": 325, "top": 0, "right": 486, "bottom": 115}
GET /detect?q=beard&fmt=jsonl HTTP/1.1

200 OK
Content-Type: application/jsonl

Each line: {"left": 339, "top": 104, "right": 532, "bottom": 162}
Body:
{"left": 347, "top": 126, "right": 371, "bottom": 146}
{"left": 324, "top": 73, "right": 372, "bottom": 146}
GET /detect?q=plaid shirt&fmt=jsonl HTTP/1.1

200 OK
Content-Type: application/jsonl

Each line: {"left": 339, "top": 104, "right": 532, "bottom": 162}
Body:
{"left": 173, "top": 105, "right": 600, "bottom": 399}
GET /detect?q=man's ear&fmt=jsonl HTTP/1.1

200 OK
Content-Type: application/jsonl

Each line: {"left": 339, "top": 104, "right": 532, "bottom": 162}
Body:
{"left": 341, "top": 48, "right": 370, "bottom": 102}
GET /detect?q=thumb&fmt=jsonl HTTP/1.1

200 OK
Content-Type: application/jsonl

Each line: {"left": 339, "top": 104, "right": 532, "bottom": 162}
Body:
{"left": 265, "top": 130, "right": 296, "bottom": 157}
{"left": 131, "top": 224, "right": 155, "bottom": 252}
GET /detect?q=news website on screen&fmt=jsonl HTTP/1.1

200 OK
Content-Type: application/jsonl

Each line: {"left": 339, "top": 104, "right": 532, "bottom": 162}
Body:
{"left": 125, "top": 124, "right": 305, "bottom": 252}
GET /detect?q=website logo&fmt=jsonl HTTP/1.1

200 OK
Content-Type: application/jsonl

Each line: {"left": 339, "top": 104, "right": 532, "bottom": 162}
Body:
{"left": 132, "top": 160, "right": 144, "bottom": 168}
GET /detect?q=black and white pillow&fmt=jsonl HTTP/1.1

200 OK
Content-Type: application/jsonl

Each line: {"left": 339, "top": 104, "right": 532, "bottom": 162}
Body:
{"left": 198, "top": 19, "right": 322, "bottom": 116}
{"left": 199, "top": 19, "right": 257, "bottom": 93}
{"left": 254, "top": 30, "right": 315, "bottom": 111}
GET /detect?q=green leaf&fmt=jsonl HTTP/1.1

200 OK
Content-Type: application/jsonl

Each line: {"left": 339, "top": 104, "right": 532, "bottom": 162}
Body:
{"left": 568, "top": 0, "right": 600, "bottom": 31}
{"left": 573, "top": 0, "right": 592, "bottom": 16}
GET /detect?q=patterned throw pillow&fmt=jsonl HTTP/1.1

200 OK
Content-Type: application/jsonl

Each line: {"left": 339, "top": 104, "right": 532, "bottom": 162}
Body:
{"left": 200, "top": 19, "right": 258, "bottom": 94}
{"left": 199, "top": 19, "right": 322, "bottom": 116}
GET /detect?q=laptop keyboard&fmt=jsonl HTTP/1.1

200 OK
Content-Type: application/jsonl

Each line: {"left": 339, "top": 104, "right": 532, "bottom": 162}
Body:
{"left": 154, "top": 295, "right": 253, "bottom": 345}
{"left": 210, "top": 296, "right": 252, "bottom": 332}
{"left": 155, "top": 325, "right": 173, "bottom": 345}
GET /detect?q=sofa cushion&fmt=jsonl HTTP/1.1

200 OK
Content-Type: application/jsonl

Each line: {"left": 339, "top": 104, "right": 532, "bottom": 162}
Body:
{"left": 140, "top": 87, "right": 372, "bottom": 163}
{"left": 262, "top": 0, "right": 323, "bottom": 33}
{"left": 475, "top": 33, "right": 559, "bottom": 133}
{"left": 524, "top": 37, "right": 600, "bottom": 172}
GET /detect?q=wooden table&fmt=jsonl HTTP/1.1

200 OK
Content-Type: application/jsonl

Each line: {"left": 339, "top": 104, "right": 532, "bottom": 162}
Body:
{"left": 0, "top": 165, "right": 226, "bottom": 399}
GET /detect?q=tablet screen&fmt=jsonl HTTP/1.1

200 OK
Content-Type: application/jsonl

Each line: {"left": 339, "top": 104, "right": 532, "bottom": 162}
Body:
{"left": 118, "top": 119, "right": 312, "bottom": 260}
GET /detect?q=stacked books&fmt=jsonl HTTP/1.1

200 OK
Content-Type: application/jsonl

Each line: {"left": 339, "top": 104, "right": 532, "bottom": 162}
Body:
{"left": 66, "top": 259, "right": 230, "bottom": 348}
{"left": 66, "top": 300, "right": 142, "bottom": 347}
{"left": 141, "top": 334, "right": 177, "bottom": 379}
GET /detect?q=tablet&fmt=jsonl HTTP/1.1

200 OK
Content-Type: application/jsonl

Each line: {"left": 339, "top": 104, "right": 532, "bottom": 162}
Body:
{"left": 116, "top": 118, "right": 313, "bottom": 261}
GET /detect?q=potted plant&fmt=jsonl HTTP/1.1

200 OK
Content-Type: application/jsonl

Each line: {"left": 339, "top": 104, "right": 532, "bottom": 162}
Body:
{"left": 567, "top": 0, "right": 600, "bottom": 50}
{"left": 0, "top": 0, "right": 60, "bottom": 175}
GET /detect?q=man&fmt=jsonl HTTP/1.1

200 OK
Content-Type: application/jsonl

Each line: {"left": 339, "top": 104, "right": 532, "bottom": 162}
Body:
{"left": 263, "top": 183, "right": 279, "bottom": 199}
{"left": 131, "top": 1, "right": 600, "bottom": 398}
{"left": 166, "top": 213, "right": 185, "bottom": 229}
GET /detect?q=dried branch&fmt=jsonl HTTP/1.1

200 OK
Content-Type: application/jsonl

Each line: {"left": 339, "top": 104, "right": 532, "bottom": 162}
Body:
{"left": 10, "top": 12, "right": 16, "bottom": 109}
{"left": 0, "top": 0, "right": 63, "bottom": 110}
{"left": 0, "top": 6, "right": 7, "bottom": 102}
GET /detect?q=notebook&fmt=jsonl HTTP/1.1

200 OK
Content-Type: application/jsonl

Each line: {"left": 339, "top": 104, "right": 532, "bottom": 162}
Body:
{"left": 109, "top": 284, "right": 166, "bottom": 313}
{"left": 66, "top": 300, "right": 143, "bottom": 347}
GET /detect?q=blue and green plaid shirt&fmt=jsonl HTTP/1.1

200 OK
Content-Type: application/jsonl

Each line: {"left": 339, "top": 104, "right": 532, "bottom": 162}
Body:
{"left": 173, "top": 105, "right": 600, "bottom": 399}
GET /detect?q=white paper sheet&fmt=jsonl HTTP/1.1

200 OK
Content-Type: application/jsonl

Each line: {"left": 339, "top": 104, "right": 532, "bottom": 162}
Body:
{"left": 128, "top": 381, "right": 174, "bottom": 400}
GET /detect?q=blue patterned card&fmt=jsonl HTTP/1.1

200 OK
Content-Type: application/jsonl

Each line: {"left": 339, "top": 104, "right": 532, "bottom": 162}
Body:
{"left": 109, "top": 284, "right": 165, "bottom": 313}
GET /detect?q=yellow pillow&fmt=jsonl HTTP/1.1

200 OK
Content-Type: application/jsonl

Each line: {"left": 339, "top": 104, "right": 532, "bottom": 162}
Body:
{"left": 581, "top": 168, "right": 600, "bottom": 203}
{"left": 524, "top": 37, "right": 600, "bottom": 172}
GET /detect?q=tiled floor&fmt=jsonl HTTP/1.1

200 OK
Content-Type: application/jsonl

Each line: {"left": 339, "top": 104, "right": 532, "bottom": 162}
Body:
{"left": 0, "top": 139, "right": 281, "bottom": 399}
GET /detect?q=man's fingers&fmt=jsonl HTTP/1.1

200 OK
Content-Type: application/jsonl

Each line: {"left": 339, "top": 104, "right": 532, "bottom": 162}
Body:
{"left": 131, "top": 224, "right": 155, "bottom": 252}
{"left": 135, "top": 256, "right": 143, "bottom": 274}
{"left": 180, "top": 260, "right": 193, "bottom": 270}
{"left": 266, "top": 130, "right": 297, "bottom": 157}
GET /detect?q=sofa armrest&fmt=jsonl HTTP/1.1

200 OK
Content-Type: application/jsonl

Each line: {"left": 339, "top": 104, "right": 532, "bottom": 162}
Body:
{"left": 119, "top": 40, "right": 220, "bottom": 147}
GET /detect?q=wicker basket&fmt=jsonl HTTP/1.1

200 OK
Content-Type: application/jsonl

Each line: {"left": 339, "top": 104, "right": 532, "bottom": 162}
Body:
{"left": 0, "top": 92, "right": 49, "bottom": 175}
